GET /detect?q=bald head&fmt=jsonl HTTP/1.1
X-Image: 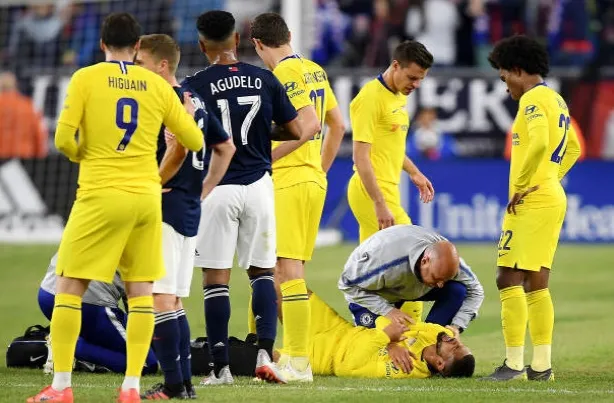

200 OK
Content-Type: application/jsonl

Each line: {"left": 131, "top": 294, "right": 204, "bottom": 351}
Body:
{"left": 419, "top": 241, "right": 460, "bottom": 287}
{"left": 0, "top": 72, "right": 17, "bottom": 93}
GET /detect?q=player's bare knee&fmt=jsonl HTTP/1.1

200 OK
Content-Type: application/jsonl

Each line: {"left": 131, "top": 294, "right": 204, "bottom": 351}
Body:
{"left": 523, "top": 268, "right": 550, "bottom": 293}
{"left": 275, "top": 257, "right": 304, "bottom": 283}
{"left": 203, "top": 268, "right": 230, "bottom": 285}
{"left": 495, "top": 266, "right": 524, "bottom": 290}
{"left": 153, "top": 293, "right": 176, "bottom": 312}
{"left": 55, "top": 276, "right": 90, "bottom": 296}
{"left": 125, "top": 281, "right": 153, "bottom": 299}
{"left": 247, "top": 266, "right": 273, "bottom": 277}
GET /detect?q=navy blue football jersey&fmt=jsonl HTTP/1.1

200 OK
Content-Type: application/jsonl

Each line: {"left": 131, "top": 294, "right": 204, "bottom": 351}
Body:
{"left": 182, "top": 62, "right": 297, "bottom": 185}
{"left": 156, "top": 86, "right": 230, "bottom": 237}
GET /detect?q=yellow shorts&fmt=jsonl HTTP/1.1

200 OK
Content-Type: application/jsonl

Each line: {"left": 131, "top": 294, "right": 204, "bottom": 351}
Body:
{"left": 347, "top": 173, "right": 411, "bottom": 242}
{"left": 275, "top": 182, "right": 326, "bottom": 261}
{"left": 56, "top": 188, "right": 164, "bottom": 283}
{"left": 308, "top": 293, "right": 352, "bottom": 375}
{"left": 496, "top": 202, "right": 566, "bottom": 271}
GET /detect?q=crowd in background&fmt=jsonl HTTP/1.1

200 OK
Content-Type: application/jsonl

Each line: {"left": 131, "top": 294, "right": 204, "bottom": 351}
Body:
{"left": 1, "top": 0, "right": 613, "bottom": 70}
{"left": 0, "top": 0, "right": 612, "bottom": 161}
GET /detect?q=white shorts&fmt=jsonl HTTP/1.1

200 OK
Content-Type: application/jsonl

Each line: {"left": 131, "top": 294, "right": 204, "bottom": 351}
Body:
{"left": 195, "top": 172, "right": 276, "bottom": 270}
{"left": 152, "top": 222, "right": 197, "bottom": 298}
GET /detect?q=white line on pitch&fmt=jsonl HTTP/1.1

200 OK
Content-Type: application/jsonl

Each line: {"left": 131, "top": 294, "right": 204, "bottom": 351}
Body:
{"left": 5, "top": 382, "right": 614, "bottom": 395}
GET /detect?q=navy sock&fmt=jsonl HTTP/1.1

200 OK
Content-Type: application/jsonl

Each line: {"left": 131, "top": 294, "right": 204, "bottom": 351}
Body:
{"left": 176, "top": 309, "right": 192, "bottom": 386}
{"left": 249, "top": 273, "right": 277, "bottom": 359}
{"left": 153, "top": 311, "right": 183, "bottom": 387}
{"left": 204, "top": 284, "right": 230, "bottom": 376}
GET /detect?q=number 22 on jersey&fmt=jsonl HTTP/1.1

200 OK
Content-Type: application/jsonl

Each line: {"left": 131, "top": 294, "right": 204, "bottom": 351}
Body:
{"left": 551, "top": 113, "right": 569, "bottom": 164}
{"left": 115, "top": 97, "right": 139, "bottom": 151}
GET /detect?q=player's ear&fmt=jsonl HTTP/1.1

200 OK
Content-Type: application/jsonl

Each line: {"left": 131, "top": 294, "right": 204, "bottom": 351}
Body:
{"left": 235, "top": 32, "right": 240, "bottom": 48}
{"left": 434, "top": 356, "right": 445, "bottom": 373}
{"left": 198, "top": 38, "right": 206, "bottom": 54}
{"left": 99, "top": 39, "right": 105, "bottom": 53}
{"left": 134, "top": 38, "right": 141, "bottom": 53}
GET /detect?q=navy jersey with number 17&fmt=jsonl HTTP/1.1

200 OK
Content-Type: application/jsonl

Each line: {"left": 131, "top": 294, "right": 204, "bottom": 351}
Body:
{"left": 182, "top": 62, "right": 297, "bottom": 186}
{"left": 156, "top": 86, "right": 230, "bottom": 237}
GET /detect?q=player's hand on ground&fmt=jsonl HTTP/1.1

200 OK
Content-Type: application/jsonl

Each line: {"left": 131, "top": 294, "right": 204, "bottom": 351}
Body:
{"left": 507, "top": 185, "right": 539, "bottom": 214}
{"left": 387, "top": 342, "right": 417, "bottom": 374}
{"left": 183, "top": 92, "right": 196, "bottom": 117}
{"left": 375, "top": 201, "right": 395, "bottom": 230}
{"left": 409, "top": 171, "right": 435, "bottom": 203}
{"left": 445, "top": 325, "right": 461, "bottom": 339}
{"left": 383, "top": 321, "right": 409, "bottom": 343}
{"left": 385, "top": 308, "right": 415, "bottom": 326}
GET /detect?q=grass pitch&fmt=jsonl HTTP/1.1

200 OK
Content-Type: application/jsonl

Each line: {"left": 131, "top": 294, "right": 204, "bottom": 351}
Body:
{"left": 0, "top": 243, "right": 613, "bottom": 402}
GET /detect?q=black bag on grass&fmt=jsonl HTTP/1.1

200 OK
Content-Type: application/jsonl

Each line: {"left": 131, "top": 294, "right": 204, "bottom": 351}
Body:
{"left": 190, "top": 335, "right": 259, "bottom": 376}
{"left": 6, "top": 325, "right": 49, "bottom": 368}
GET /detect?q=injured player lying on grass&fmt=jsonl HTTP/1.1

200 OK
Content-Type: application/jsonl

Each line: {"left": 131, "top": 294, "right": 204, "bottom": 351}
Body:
{"left": 192, "top": 292, "right": 475, "bottom": 379}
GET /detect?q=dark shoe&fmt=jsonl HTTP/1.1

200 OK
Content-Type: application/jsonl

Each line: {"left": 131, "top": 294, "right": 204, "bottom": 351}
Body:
{"left": 184, "top": 382, "right": 197, "bottom": 399}
{"left": 480, "top": 360, "right": 527, "bottom": 381}
{"left": 526, "top": 366, "right": 554, "bottom": 381}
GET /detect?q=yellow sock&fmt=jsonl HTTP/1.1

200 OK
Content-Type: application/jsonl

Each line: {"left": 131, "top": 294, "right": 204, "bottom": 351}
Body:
{"left": 247, "top": 289, "right": 257, "bottom": 335}
{"left": 400, "top": 301, "right": 423, "bottom": 323}
{"left": 126, "top": 295, "right": 154, "bottom": 377}
{"left": 500, "top": 286, "right": 527, "bottom": 371}
{"left": 527, "top": 289, "right": 554, "bottom": 371}
{"left": 51, "top": 293, "right": 82, "bottom": 373}
{"left": 281, "top": 279, "right": 310, "bottom": 369}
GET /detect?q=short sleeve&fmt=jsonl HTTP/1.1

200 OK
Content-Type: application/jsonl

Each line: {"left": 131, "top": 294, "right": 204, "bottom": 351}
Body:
{"left": 58, "top": 68, "right": 87, "bottom": 128}
{"left": 274, "top": 63, "right": 312, "bottom": 111}
{"left": 269, "top": 72, "right": 298, "bottom": 125}
{"left": 350, "top": 89, "right": 377, "bottom": 144}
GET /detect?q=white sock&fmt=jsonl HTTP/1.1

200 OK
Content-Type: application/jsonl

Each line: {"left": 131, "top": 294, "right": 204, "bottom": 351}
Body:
{"left": 51, "top": 372, "right": 71, "bottom": 391}
{"left": 121, "top": 376, "right": 140, "bottom": 392}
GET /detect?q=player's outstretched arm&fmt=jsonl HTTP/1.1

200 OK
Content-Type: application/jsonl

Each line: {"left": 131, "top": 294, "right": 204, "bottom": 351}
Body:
{"left": 558, "top": 123, "right": 581, "bottom": 180}
{"left": 163, "top": 91, "right": 203, "bottom": 152}
{"left": 272, "top": 105, "right": 321, "bottom": 162}
{"left": 321, "top": 105, "right": 346, "bottom": 173}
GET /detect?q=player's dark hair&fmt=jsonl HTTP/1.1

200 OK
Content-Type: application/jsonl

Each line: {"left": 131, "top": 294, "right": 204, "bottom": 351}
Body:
{"left": 488, "top": 35, "right": 549, "bottom": 77}
{"left": 392, "top": 40, "right": 433, "bottom": 69}
{"left": 250, "top": 13, "right": 291, "bottom": 48}
{"left": 139, "top": 34, "right": 181, "bottom": 73}
{"left": 197, "top": 10, "right": 236, "bottom": 42}
{"left": 100, "top": 13, "right": 141, "bottom": 49}
{"left": 445, "top": 354, "right": 475, "bottom": 378}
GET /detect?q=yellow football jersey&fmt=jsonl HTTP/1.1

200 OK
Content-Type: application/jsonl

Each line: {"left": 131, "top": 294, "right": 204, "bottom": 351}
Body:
{"left": 509, "top": 84, "right": 576, "bottom": 205}
{"left": 332, "top": 321, "right": 452, "bottom": 379}
{"left": 350, "top": 76, "right": 410, "bottom": 185}
{"left": 57, "top": 61, "right": 203, "bottom": 194}
{"left": 272, "top": 55, "right": 338, "bottom": 190}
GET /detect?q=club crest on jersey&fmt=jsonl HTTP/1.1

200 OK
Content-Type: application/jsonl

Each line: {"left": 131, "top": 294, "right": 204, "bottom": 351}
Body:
{"left": 524, "top": 105, "right": 538, "bottom": 115}
{"left": 284, "top": 81, "right": 298, "bottom": 92}
{"left": 359, "top": 312, "right": 375, "bottom": 326}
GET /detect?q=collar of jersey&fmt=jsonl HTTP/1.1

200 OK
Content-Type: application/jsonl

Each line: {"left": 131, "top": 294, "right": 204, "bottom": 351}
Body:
{"left": 377, "top": 74, "right": 395, "bottom": 94}
{"left": 106, "top": 60, "right": 135, "bottom": 65}
{"left": 279, "top": 54, "right": 301, "bottom": 63}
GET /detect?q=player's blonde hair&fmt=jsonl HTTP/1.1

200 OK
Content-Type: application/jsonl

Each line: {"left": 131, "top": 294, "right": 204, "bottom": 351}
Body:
{"left": 139, "top": 34, "right": 180, "bottom": 74}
